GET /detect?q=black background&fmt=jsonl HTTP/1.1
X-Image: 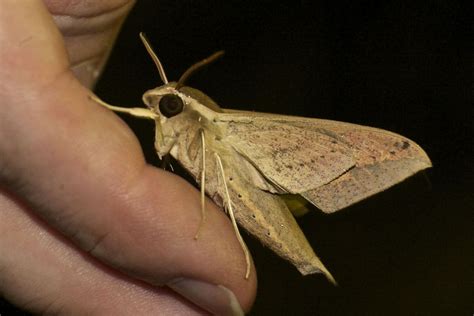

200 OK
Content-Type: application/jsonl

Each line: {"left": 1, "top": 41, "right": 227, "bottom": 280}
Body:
{"left": 2, "top": 0, "right": 471, "bottom": 315}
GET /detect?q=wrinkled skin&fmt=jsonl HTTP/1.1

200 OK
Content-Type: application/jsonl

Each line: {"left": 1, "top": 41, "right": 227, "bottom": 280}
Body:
{"left": 0, "top": 1, "right": 256, "bottom": 315}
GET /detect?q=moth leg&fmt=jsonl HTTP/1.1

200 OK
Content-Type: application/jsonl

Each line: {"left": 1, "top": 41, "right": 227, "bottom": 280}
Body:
{"left": 194, "top": 130, "right": 207, "bottom": 239}
{"left": 215, "top": 153, "right": 251, "bottom": 279}
{"left": 88, "top": 94, "right": 158, "bottom": 120}
{"left": 159, "top": 155, "right": 174, "bottom": 171}
{"left": 153, "top": 118, "right": 167, "bottom": 157}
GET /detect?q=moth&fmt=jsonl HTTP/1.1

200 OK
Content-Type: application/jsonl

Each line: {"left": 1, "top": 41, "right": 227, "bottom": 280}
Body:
{"left": 93, "top": 33, "right": 432, "bottom": 283}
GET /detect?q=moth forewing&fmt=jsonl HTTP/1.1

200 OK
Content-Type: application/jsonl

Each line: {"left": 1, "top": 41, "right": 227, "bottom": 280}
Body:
{"left": 216, "top": 111, "right": 432, "bottom": 213}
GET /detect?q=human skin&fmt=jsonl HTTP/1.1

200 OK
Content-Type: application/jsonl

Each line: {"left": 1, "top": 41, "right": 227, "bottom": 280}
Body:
{"left": 0, "top": 1, "right": 256, "bottom": 315}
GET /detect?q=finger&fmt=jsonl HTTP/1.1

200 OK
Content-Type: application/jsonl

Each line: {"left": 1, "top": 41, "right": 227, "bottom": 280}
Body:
{"left": 0, "top": 188, "right": 204, "bottom": 315}
{"left": 0, "top": 1, "right": 256, "bottom": 314}
{"left": 45, "top": 0, "right": 136, "bottom": 88}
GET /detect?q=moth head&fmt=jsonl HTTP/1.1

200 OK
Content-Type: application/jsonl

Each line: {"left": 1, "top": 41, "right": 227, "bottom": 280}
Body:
{"left": 139, "top": 32, "right": 224, "bottom": 117}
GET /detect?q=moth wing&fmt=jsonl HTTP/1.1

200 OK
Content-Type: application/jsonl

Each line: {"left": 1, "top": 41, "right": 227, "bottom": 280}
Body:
{"left": 225, "top": 171, "right": 335, "bottom": 280}
{"left": 221, "top": 115, "right": 356, "bottom": 194}
{"left": 218, "top": 110, "right": 432, "bottom": 213}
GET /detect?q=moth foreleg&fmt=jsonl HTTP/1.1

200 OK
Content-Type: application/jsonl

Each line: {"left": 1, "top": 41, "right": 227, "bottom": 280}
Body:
{"left": 215, "top": 153, "right": 251, "bottom": 279}
{"left": 194, "top": 130, "right": 207, "bottom": 239}
{"left": 89, "top": 94, "right": 158, "bottom": 120}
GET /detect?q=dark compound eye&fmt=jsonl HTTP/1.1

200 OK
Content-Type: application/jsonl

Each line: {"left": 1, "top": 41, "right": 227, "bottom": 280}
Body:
{"left": 159, "top": 94, "right": 184, "bottom": 117}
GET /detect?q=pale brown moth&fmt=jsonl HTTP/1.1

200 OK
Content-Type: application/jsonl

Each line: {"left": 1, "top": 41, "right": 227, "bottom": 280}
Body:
{"left": 92, "top": 33, "right": 432, "bottom": 284}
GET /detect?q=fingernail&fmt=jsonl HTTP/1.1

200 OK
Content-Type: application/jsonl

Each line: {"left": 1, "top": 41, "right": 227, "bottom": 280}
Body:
{"left": 167, "top": 278, "right": 244, "bottom": 316}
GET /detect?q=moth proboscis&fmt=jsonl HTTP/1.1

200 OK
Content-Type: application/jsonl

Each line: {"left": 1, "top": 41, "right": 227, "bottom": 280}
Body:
{"left": 91, "top": 33, "right": 432, "bottom": 284}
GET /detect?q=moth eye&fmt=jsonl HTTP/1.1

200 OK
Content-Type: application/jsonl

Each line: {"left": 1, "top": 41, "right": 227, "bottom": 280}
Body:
{"left": 159, "top": 94, "right": 184, "bottom": 118}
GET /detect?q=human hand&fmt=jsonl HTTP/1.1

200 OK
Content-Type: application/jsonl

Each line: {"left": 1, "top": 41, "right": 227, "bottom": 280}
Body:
{"left": 0, "top": 1, "right": 256, "bottom": 315}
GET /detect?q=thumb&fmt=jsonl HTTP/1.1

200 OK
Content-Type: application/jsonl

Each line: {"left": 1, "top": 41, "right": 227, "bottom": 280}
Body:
{"left": 0, "top": 1, "right": 256, "bottom": 315}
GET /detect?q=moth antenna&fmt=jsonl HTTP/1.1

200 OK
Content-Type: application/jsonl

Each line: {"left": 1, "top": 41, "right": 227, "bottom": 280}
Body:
{"left": 194, "top": 130, "right": 207, "bottom": 240}
{"left": 139, "top": 32, "right": 169, "bottom": 84}
{"left": 215, "top": 153, "right": 251, "bottom": 279}
{"left": 175, "top": 50, "right": 225, "bottom": 90}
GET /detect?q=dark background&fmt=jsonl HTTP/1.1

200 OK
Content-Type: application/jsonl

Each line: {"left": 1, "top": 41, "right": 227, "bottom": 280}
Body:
{"left": 2, "top": 0, "right": 471, "bottom": 315}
